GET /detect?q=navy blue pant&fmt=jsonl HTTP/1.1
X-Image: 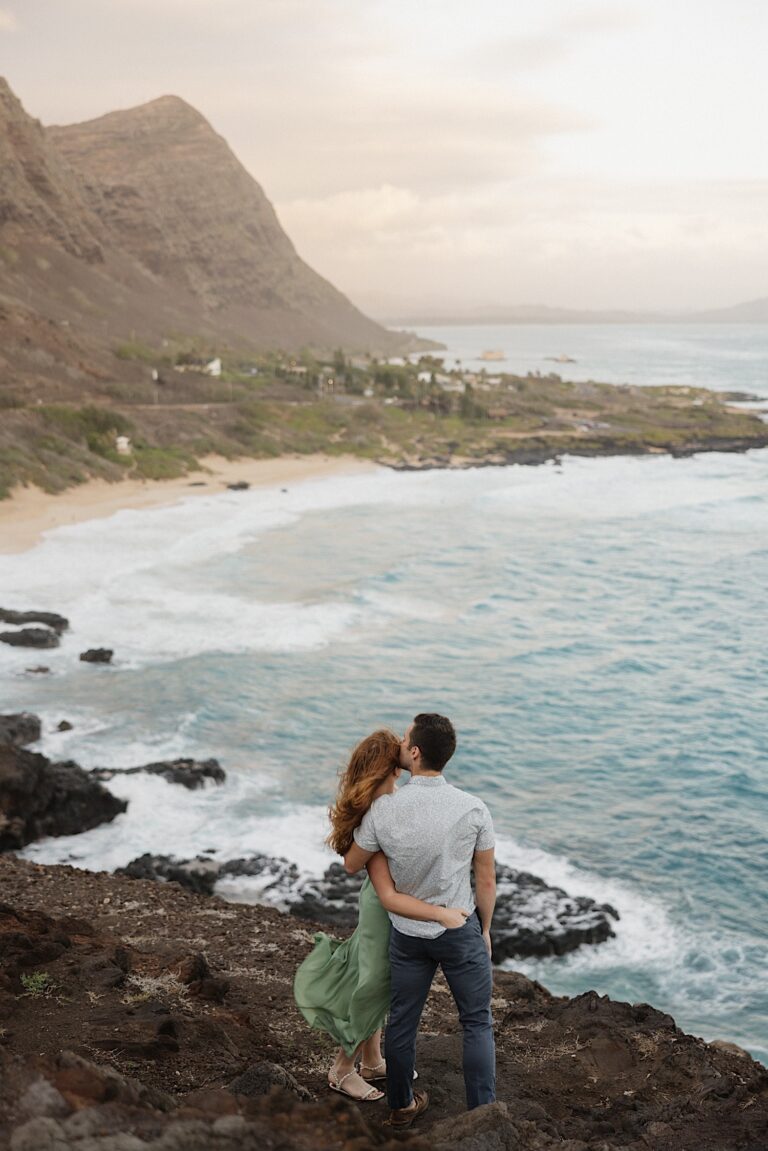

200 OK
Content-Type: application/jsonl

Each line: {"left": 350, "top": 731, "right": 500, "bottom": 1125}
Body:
{"left": 385, "top": 911, "right": 496, "bottom": 1110}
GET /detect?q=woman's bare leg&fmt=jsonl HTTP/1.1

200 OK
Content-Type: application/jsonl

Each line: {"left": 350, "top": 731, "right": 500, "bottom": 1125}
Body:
{"left": 359, "top": 1029, "right": 384, "bottom": 1075}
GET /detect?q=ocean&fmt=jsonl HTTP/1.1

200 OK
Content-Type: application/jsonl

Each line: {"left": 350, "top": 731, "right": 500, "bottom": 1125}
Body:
{"left": 413, "top": 321, "right": 768, "bottom": 398}
{"left": 1, "top": 324, "right": 766, "bottom": 1065}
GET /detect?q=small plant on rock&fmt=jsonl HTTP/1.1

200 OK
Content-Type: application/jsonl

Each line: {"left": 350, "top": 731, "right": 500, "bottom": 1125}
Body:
{"left": 20, "top": 971, "right": 56, "bottom": 997}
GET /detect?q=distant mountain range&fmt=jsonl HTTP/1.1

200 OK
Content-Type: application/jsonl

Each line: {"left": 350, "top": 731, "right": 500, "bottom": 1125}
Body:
{"left": 381, "top": 300, "right": 768, "bottom": 326}
{"left": 0, "top": 77, "right": 415, "bottom": 393}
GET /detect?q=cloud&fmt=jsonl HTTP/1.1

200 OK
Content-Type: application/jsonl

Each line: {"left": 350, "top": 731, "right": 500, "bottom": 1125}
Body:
{"left": 278, "top": 177, "right": 768, "bottom": 313}
{"left": 0, "top": 8, "right": 17, "bottom": 30}
{"left": 13, "top": 0, "right": 592, "bottom": 199}
{"left": 235, "top": 86, "right": 588, "bottom": 199}
{"left": 561, "top": 4, "right": 642, "bottom": 35}
{"left": 7, "top": 0, "right": 768, "bottom": 313}
{"left": 459, "top": 4, "right": 642, "bottom": 74}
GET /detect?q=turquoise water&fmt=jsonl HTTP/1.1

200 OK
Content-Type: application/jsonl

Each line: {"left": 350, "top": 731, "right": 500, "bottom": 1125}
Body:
{"left": 1, "top": 328, "right": 767, "bottom": 1064}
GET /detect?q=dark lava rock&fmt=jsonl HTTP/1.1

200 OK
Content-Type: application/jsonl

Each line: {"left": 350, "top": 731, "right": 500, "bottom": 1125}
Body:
{"left": 90, "top": 1010, "right": 181, "bottom": 1059}
{"left": 0, "top": 745, "right": 127, "bottom": 851}
{"left": 56, "top": 721, "right": 73, "bottom": 733}
{"left": 229, "top": 1062, "right": 311, "bottom": 1102}
{"left": 120, "top": 853, "right": 616, "bottom": 961}
{"left": 288, "top": 862, "right": 361, "bottom": 928}
{"left": 219, "top": 853, "right": 302, "bottom": 897}
{"left": 79, "top": 648, "right": 113, "bottom": 664}
{"left": 289, "top": 861, "right": 618, "bottom": 960}
{"left": 47, "top": 1050, "right": 175, "bottom": 1112}
{"left": 227, "top": 481, "right": 250, "bottom": 491}
{"left": 0, "top": 627, "right": 59, "bottom": 648}
{"left": 91, "top": 757, "right": 225, "bottom": 790}
{"left": 491, "top": 864, "right": 619, "bottom": 960}
{"left": 0, "top": 609, "right": 69, "bottom": 634}
{"left": 117, "top": 853, "right": 223, "bottom": 896}
{"left": 118, "top": 852, "right": 300, "bottom": 900}
{"left": 167, "top": 953, "right": 230, "bottom": 1002}
{"left": 25, "top": 666, "right": 50, "bottom": 675}
{"left": 0, "top": 904, "right": 73, "bottom": 980}
{"left": 0, "top": 713, "right": 41, "bottom": 748}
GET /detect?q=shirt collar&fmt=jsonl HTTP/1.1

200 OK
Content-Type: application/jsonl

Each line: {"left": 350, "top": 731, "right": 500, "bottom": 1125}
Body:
{"left": 406, "top": 775, "right": 447, "bottom": 787}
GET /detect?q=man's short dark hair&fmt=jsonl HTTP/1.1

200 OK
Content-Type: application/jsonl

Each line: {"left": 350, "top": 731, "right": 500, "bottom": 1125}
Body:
{"left": 409, "top": 713, "right": 456, "bottom": 772}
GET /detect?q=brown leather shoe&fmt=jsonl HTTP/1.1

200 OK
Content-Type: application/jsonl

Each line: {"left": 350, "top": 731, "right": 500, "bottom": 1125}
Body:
{"left": 385, "top": 1089, "right": 429, "bottom": 1128}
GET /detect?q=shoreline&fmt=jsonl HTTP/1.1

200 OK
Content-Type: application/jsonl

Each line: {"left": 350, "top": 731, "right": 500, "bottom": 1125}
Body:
{"left": 0, "top": 453, "right": 379, "bottom": 556}
{"left": 2, "top": 435, "right": 767, "bottom": 556}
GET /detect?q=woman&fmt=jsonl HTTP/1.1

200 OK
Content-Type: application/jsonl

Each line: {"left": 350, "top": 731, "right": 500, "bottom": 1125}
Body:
{"left": 293, "top": 729, "right": 467, "bottom": 1102}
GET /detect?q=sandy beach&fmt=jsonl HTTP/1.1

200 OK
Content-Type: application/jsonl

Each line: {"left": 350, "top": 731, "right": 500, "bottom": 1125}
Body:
{"left": 0, "top": 454, "right": 378, "bottom": 556}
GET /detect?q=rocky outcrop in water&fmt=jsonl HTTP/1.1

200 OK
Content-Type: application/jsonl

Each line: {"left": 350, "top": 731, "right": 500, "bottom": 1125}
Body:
{"left": 0, "top": 855, "right": 765, "bottom": 1151}
{"left": 491, "top": 866, "right": 618, "bottom": 959}
{"left": 79, "top": 648, "right": 113, "bottom": 664}
{"left": 118, "top": 854, "right": 618, "bottom": 961}
{"left": 118, "top": 852, "right": 299, "bottom": 899}
{"left": 0, "top": 745, "right": 126, "bottom": 850}
{"left": 0, "top": 627, "right": 60, "bottom": 648}
{"left": 0, "top": 609, "right": 69, "bottom": 634}
{"left": 0, "top": 713, "right": 41, "bottom": 748}
{"left": 91, "top": 758, "right": 226, "bottom": 790}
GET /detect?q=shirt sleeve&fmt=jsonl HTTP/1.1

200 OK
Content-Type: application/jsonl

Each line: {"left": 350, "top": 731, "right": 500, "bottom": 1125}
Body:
{"left": 353, "top": 807, "right": 380, "bottom": 853}
{"left": 475, "top": 802, "right": 495, "bottom": 852}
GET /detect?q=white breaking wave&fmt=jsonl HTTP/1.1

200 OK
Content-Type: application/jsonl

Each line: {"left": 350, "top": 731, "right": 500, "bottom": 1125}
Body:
{"left": 494, "top": 832, "right": 680, "bottom": 972}
{"left": 34, "top": 709, "right": 203, "bottom": 768}
{"left": 495, "top": 832, "right": 767, "bottom": 1058}
{"left": 479, "top": 451, "right": 768, "bottom": 522}
{"left": 2, "top": 454, "right": 767, "bottom": 673}
{"left": 19, "top": 769, "right": 290, "bottom": 873}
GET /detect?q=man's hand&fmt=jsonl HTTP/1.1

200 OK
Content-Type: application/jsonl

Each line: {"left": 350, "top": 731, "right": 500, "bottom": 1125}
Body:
{"left": 482, "top": 930, "right": 493, "bottom": 958}
{"left": 437, "top": 907, "right": 469, "bottom": 930}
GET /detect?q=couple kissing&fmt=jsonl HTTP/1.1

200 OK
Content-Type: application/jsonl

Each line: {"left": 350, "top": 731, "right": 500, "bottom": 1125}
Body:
{"left": 294, "top": 713, "right": 496, "bottom": 1130}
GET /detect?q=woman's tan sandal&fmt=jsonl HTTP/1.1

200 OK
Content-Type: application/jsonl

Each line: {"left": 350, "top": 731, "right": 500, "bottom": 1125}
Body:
{"left": 328, "top": 1069, "right": 384, "bottom": 1102}
{"left": 360, "top": 1060, "right": 418, "bottom": 1083}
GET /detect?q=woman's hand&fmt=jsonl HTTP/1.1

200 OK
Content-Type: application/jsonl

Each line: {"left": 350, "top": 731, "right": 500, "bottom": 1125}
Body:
{"left": 437, "top": 907, "right": 469, "bottom": 930}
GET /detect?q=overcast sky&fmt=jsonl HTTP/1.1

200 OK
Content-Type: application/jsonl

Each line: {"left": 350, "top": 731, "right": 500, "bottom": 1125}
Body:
{"left": 2, "top": 0, "right": 767, "bottom": 317}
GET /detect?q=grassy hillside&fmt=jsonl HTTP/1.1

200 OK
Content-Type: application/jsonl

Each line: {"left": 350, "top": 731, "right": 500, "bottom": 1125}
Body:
{"left": 1, "top": 351, "right": 766, "bottom": 499}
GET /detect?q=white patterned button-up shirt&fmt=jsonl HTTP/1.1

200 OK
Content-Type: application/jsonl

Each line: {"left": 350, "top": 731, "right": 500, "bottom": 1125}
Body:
{"left": 353, "top": 774, "right": 495, "bottom": 938}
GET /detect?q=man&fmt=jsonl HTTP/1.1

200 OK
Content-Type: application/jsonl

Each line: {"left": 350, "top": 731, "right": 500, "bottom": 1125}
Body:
{"left": 344, "top": 713, "right": 496, "bottom": 1129}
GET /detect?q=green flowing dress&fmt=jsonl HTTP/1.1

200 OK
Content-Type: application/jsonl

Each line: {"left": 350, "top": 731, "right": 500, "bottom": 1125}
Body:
{"left": 293, "top": 876, "right": 391, "bottom": 1057}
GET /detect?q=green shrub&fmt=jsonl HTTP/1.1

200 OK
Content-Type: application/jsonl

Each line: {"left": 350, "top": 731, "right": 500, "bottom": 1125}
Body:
{"left": 132, "top": 445, "right": 198, "bottom": 480}
{"left": 39, "top": 405, "right": 134, "bottom": 439}
{"left": 20, "top": 971, "right": 55, "bottom": 997}
{"left": 114, "top": 342, "right": 161, "bottom": 363}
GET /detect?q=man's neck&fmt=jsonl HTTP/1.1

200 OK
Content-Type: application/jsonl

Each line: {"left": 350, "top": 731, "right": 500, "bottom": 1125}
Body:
{"left": 410, "top": 766, "right": 443, "bottom": 779}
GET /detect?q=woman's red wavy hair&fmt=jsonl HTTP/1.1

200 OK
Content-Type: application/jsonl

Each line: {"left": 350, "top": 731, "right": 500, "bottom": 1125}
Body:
{"left": 327, "top": 729, "right": 400, "bottom": 856}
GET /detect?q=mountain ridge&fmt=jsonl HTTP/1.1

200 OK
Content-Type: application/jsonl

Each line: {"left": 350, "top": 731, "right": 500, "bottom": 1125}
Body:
{"left": 0, "top": 75, "right": 413, "bottom": 389}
